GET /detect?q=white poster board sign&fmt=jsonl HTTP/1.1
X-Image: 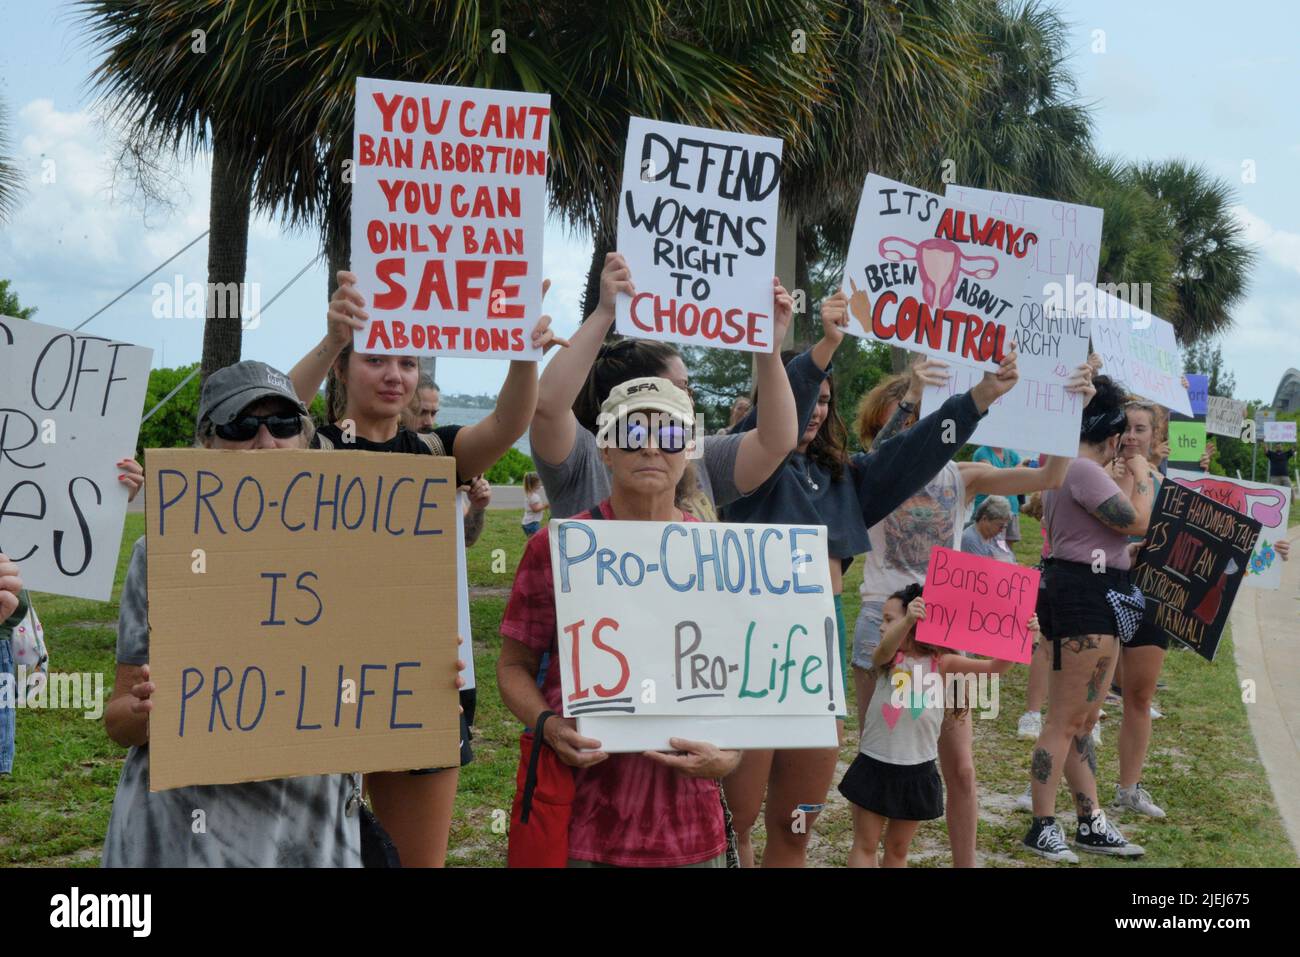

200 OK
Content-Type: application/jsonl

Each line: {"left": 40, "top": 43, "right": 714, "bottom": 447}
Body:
{"left": 1090, "top": 292, "right": 1192, "bottom": 415}
{"left": 840, "top": 173, "right": 1038, "bottom": 371}
{"left": 1168, "top": 469, "right": 1291, "bottom": 590}
{"left": 454, "top": 490, "right": 475, "bottom": 689}
{"left": 351, "top": 78, "right": 550, "bottom": 359}
{"left": 1206, "top": 395, "right": 1247, "bottom": 438}
{"left": 0, "top": 317, "right": 152, "bottom": 600}
{"left": 919, "top": 186, "right": 1102, "bottom": 456}
{"left": 549, "top": 518, "right": 842, "bottom": 751}
{"left": 1263, "top": 421, "right": 1296, "bottom": 443}
{"left": 615, "top": 117, "right": 782, "bottom": 352}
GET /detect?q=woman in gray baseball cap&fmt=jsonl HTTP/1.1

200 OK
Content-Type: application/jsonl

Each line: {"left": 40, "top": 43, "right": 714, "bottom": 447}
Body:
{"left": 99, "top": 360, "right": 468, "bottom": 866}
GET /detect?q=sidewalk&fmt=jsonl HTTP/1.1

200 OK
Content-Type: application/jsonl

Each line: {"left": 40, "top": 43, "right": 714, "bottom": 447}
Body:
{"left": 1230, "top": 523, "right": 1300, "bottom": 855}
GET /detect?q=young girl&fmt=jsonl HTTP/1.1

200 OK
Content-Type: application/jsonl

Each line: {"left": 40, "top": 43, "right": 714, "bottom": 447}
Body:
{"left": 841, "top": 584, "right": 1025, "bottom": 867}
{"left": 521, "top": 472, "right": 547, "bottom": 537}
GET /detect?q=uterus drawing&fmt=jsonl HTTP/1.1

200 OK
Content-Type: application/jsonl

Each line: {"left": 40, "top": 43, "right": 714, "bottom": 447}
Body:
{"left": 878, "top": 236, "right": 1000, "bottom": 311}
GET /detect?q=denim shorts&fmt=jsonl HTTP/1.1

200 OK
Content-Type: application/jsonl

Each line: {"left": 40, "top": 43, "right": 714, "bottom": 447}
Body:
{"left": 1, "top": 640, "right": 14, "bottom": 775}
{"left": 851, "top": 600, "right": 886, "bottom": 670}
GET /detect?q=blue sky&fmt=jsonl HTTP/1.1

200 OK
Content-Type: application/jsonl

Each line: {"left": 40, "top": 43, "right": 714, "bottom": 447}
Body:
{"left": 1, "top": 0, "right": 1296, "bottom": 402}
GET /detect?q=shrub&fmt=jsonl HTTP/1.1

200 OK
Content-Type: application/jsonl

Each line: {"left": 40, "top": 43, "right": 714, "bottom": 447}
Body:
{"left": 485, "top": 447, "right": 533, "bottom": 484}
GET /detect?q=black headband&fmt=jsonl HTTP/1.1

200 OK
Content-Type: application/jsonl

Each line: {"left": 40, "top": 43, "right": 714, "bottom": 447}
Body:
{"left": 1081, "top": 407, "right": 1127, "bottom": 443}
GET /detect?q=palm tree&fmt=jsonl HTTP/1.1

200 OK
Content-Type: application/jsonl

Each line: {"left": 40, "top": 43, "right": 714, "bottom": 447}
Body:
{"left": 1130, "top": 159, "right": 1257, "bottom": 343}
{"left": 0, "top": 96, "right": 25, "bottom": 226}
{"left": 939, "top": 0, "right": 1093, "bottom": 200}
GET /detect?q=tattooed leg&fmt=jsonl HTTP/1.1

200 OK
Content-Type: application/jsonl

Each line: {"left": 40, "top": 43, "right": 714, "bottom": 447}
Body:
{"left": 1061, "top": 634, "right": 1102, "bottom": 653}
{"left": 1086, "top": 657, "right": 1112, "bottom": 703}
{"left": 1032, "top": 747, "right": 1053, "bottom": 783}
{"left": 1075, "top": 791, "right": 1094, "bottom": 818}
{"left": 1074, "top": 733, "right": 1098, "bottom": 776}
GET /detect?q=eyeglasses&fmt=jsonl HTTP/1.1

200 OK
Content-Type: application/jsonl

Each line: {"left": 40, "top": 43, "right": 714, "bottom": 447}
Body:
{"left": 215, "top": 414, "right": 304, "bottom": 441}
{"left": 613, "top": 419, "right": 690, "bottom": 454}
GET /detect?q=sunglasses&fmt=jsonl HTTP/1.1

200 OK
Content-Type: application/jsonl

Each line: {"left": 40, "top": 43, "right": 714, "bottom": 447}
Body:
{"left": 612, "top": 419, "right": 690, "bottom": 454}
{"left": 215, "top": 414, "right": 304, "bottom": 442}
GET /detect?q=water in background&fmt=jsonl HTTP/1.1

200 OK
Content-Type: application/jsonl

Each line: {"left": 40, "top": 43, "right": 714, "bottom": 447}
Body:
{"left": 435, "top": 405, "right": 532, "bottom": 455}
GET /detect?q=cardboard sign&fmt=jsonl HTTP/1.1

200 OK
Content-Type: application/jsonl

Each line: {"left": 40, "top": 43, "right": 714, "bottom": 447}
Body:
{"left": 1168, "top": 421, "right": 1207, "bottom": 465}
{"left": 916, "top": 547, "right": 1039, "bottom": 664}
{"left": 351, "top": 78, "right": 550, "bottom": 359}
{"left": 549, "top": 518, "right": 842, "bottom": 752}
{"left": 920, "top": 187, "right": 1101, "bottom": 456}
{"left": 1132, "top": 482, "right": 1260, "bottom": 661}
{"left": 1168, "top": 469, "right": 1290, "bottom": 590}
{"left": 145, "top": 449, "right": 460, "bottom": 791}
{"left": 1264, "top": 421, "right": 1297, "bottom": 443}
{"left": 1206, "top": 395, "right": 1247, "bottom": 438}
{"left": 1091, "top": 293, "right": 1192, "bottom": 415}
{"left": 841, "top": 174, "right": 1038, "bottom": 371}
{"left": 1185, "top": 374, "right": 1209, "bottom": 416}
{"left": 614, "top": 117, "right": 782, "bottom": 352}
{"left": 0, "top": 317, "right": 152, "bottom": 600}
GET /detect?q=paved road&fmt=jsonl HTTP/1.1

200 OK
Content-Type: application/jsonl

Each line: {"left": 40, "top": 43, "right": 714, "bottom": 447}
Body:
{"left": 1230, "top": 522, "right": 1300, "bottom": 855}
{"left": 127, "top": 480, "right": 527, "bottom": 512}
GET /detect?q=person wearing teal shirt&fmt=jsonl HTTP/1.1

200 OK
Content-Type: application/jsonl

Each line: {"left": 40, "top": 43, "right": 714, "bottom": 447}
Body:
{"left": 972, "top": 446, "right": 1027, "bottom": 542}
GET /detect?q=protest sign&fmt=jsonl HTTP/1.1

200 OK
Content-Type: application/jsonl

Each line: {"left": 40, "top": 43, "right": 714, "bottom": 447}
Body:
{"left": 0, "top": 317, "right": 152, "bottom": 600}
{"left": 145, "top": 449, "right": 461, "bottom": 790}
{"left": 915, "top": 547, "right": 1039, "bottom": 664}
{"left": 1090, "top": 292, "right": 1192, "bottom": 415}
{"left": 1185, "top": 374, "right": 1209, "bottom": 416}
{"left": 841, "top": 174, "right": 1038, "bottom": 371}
{"left": 1132, "top": 481, "right": 1260, "bottom": 661}
{"left": 351, "top": 78, "right": 550, "bottom": 359}
{"left": 1168, "top": 469, "right": 1290, "bottom": 590}
{"left": 1206, "top": 395, "right": 1247, "bottom": 438}
{"left": 455, "top": 489, "right": 475, "bottom": 690}
{"left": 615, "top": 117, "right": 782, "bottom": 352}
{"left": 1167, "top": 420, "right": 1207, "bottom": 467}
{"left": 549, "top": 518, "right": 842, "bottom": 752}
{"left": 920, "top": 187, "right": 1101, "bottom": 456}
{"left": 1263, "top": 421, "right": 1296, "bottom": 443}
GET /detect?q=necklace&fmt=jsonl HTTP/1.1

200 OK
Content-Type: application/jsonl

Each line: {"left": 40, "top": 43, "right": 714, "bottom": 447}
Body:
{"left": 795, "top": 456, "right": 819, "bottom": 491}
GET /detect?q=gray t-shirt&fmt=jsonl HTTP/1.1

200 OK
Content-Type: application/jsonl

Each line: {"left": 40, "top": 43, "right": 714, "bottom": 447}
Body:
{"left": 960, "top": 523, "right": 1015, "bottom": 563}
{"left": 532, "top": 426, "right": 743, "bottom": 520}
{"left": 102, "top": 538, "right": 361, "bottom": 868}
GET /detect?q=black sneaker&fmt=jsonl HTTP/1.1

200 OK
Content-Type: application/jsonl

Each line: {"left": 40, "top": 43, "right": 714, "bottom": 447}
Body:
{"left": 1074, "top": 810, "right": 1144, "bottom": 857}
{"left": 1022, "top": 818, "right": 1078, "bottom": 864}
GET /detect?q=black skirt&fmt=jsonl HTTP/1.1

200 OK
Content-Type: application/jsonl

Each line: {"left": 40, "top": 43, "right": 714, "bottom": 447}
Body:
{"left": 838, "top": 752, "right": 944, "bottom": 821}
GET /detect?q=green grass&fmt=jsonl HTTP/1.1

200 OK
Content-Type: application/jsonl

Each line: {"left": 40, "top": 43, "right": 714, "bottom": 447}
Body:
{"left": 2, "top": 512, "right": 1294, "bottom": 867}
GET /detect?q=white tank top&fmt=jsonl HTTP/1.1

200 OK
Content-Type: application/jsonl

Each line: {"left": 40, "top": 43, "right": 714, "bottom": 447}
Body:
{"left": 859, "top": 652, "right": 947, "bottom": 765}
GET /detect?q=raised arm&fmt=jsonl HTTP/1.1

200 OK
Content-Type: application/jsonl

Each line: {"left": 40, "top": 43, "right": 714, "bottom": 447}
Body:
{"left": 872, "top": 595, "right": 923, "bottom": 669}
{"left": 731, "top": 278, "right": 799, "bottom": 493}
{"left": 529, "top": 254, "right": 629, "bottom": 466}
{"left": 871, "top": 356, "right": 951, "bottom": 450}
{"left": 291, "top": 270, "right": 365, "bottom": 404}
{"left": 961, "top": 454, "right": 1070, "bottom": 504}
{"left": 1087, "top": 457, "right": 1155, "bottom": 537}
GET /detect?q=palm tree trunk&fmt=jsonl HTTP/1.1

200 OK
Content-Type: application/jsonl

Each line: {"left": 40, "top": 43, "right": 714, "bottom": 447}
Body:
{"left": 200, "top": 125, "right": 252, "bottom": 385}
{"left": 580, "top": 224, "right": 616, "bottom": 327}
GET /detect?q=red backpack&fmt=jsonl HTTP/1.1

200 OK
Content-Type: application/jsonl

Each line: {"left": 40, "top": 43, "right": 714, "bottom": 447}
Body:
{"left": 507, "top": 710, "right": 575, "bottom": 867}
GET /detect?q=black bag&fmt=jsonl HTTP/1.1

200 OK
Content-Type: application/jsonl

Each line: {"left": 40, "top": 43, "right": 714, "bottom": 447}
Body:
{"left": 360, "top": 804, "right": 402, "bottom": 868}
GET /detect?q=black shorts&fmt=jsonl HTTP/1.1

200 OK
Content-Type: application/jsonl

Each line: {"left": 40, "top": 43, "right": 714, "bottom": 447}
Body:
{"left": 838, "top": 752, "right": 944, "bottom": 822}
{"left": 1043, "top": 559, "right": 1129, "bottom": 639}
{"left": 409, "top": 708, "right": 474, "bottom": 775}
{"left": 1126, "top": 616, "right": 1169, "bottom": 651}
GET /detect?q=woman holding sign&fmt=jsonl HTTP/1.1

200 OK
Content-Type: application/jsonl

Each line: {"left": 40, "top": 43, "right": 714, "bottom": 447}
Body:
{"left": 1021, "top": 376, "right": 1152, "bottom": 863}
{"left": 720, "top": 294, "right": 1028, "bottom": 868}
{"left": 101, "top": 361, "right": 430, "bottom": 867}
{"left": 289, "top": 271, "right": 560, "bottom": 868}
{"left": 528, "top": 252, "right": 799, "bottom": 521}
{"left": 497, "top": 377, "right": 740, "bottom": 867}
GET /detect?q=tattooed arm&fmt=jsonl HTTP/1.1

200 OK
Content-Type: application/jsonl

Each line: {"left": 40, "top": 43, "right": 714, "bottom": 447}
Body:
{"left": 1089, "top": 492, "right": 1148, "bottom": 536}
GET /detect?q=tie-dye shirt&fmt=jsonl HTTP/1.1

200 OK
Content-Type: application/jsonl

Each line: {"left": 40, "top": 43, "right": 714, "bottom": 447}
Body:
{"left": 101, "top": 538, "right": 360, "bottom": 868}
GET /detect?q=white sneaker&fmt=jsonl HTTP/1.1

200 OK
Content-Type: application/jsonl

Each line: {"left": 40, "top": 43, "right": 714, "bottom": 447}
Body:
{"left": 1149, "top": 704, "right": 1164, "bottom": 719}
{"left": 1017, "top": 712, "right": 1042, "bottom": 739}
{"left": 1113, "top": 784, "right": 1166, "bottom": 819}
{"left": 1016, "top": 783, "right": 1033, "bottom": 811}
{"left": 1091, "top": 722, "right": 1102, "bottom": 746}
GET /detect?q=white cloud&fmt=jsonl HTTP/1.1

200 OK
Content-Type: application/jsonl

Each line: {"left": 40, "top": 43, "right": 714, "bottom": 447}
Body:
{"left": 1234, "top": 205, "right": 1300, "bottom": 277}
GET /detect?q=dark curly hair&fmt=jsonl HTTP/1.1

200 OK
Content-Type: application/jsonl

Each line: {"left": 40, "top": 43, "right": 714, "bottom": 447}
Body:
{"left": 573, "top": 339, "right": 682, "bottom": 434}
{"left": 1079, "top": 374, "right": 1129, "bottom": 445}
